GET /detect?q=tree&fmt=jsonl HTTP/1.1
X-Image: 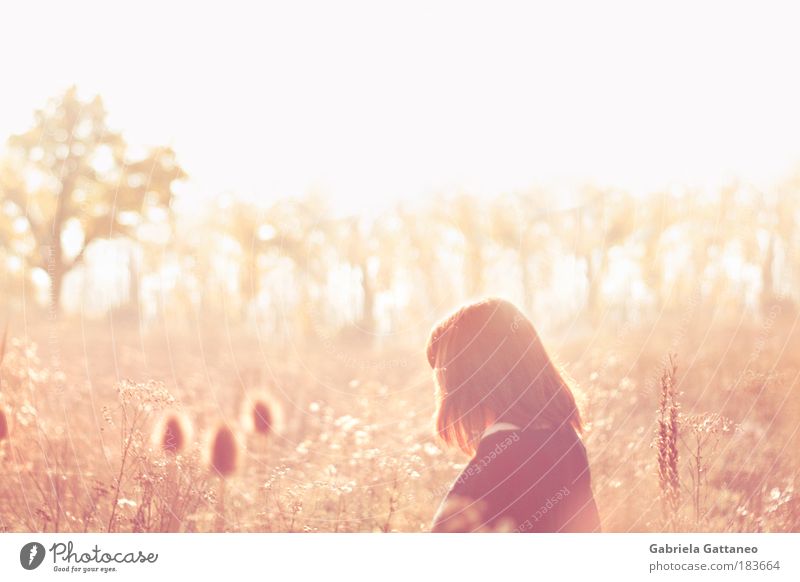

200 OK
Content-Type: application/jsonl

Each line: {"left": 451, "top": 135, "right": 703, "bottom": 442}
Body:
{"left": 262, "top": 196, "right": 333, "bottom": 340}
{"left": 488, "top": 191, "right": 554, "bottom": 314}
{"left": 1, "top": 87, "right": 186, "bottom": 312}
{"left": 433, "top": 193, "right": 486, "bottom": 298}
{"left": 564, "top": 188, "right": 635, "bottom": 323}
{"left": 332, "top": 213, "right": 403, "bottom": 337}
{"left": 397, "top": 205, "right": 445, "bottom": 315}
{"left": 215, "top": 199, "right": 266, "bottom": 320}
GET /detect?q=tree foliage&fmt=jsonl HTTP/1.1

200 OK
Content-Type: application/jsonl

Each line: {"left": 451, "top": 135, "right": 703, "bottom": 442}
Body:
{"left": 1, "top": 87, "right": 186, "bottom": 310}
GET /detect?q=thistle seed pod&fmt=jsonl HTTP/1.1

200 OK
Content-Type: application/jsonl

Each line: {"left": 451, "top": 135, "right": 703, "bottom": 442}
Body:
{"left": 209, "top": 425, "right": 238, "bottom": 478}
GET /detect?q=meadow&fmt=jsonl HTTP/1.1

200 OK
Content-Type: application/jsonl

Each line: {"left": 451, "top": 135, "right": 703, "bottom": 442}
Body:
{"left": 2, "top": 88, "right": 799, "bottom": 534}
{"left": 1, "top": 309, "right": 797, "bottom": 533}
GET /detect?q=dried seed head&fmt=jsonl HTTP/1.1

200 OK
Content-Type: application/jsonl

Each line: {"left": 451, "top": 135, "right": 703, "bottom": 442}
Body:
{"left": 656, "top": 354, "right": 681, "bottom": 523}
{"left": 252, "top": 400, "right": 272, "bottom": 435}
{"left": 156, "top": 413, "right": 191, "bottom": 455}
{"left": 0, "top": 408, "right": 8, "bottom": 441}
{"left": 241, "top": 395, "right": 282, "bottom": 437}
{"left": 209, "top": 425, "right": 238, "bottom": 478}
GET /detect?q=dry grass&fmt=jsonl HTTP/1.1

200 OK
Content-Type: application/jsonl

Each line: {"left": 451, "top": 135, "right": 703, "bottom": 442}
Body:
{"left": 656, "top": 355, "right": 681, "bottom": 528}
{"left": 0, "top": 315, "right": 798, "bottom": 533}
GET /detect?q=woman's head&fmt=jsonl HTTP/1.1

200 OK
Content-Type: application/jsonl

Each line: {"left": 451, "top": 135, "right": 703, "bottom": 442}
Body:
{"left": 426, "top": 298, "right": 582, "bottom": 455}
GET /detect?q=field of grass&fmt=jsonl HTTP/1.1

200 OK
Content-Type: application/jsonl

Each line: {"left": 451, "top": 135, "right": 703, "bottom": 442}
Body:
{"left": 1, "top": 312, "right": 798, "bottom": 533}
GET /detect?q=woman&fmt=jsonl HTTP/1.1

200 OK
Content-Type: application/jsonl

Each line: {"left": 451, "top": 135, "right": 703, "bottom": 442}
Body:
{"left": 427, "top": 298, "right": 600, "bottom": 532}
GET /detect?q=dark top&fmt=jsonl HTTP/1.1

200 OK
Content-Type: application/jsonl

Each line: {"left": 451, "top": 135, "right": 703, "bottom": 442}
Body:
{"left": 432, "top": 425, "right": 601, "bottom": 532}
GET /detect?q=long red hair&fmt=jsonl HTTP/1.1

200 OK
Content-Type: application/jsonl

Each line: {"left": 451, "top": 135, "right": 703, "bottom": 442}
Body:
{"left": 426, "top": 298, "right": 582, "bottom": 455}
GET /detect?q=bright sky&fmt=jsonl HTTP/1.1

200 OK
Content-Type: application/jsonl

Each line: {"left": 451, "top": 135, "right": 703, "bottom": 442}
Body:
{"left": 1, "top": 0, "right": 800, "bottom": 213}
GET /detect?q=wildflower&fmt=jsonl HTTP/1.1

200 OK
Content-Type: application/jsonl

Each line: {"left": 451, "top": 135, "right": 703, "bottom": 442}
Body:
{"left": 681, "top": 412, "right": 736, "bottom": 435}
{"left": 118, "top": 379, "right": 175, "bottom": 410}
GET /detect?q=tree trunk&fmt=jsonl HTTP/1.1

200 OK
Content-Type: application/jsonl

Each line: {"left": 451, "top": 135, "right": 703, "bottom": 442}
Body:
{"left": 47, "top": 177, "right": 73, "bottom": 315}
{"left": 360, "top": 260, "right": 375, "bottom": 334}
{"left": 49, "top": 247, "right": 64, "bottom": 315}
{"left": 128, "top": 247, "right": 140, "bottom": 310}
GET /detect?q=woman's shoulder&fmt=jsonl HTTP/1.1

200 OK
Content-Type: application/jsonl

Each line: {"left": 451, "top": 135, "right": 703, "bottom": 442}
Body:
{"left": 435, "top": 425, "right": 597, "bottom": 532}
{"left": 476, "top": 424, "right": 584, "bottom": 455}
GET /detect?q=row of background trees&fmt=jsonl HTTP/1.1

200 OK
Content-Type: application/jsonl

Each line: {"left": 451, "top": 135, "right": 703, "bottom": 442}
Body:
{"left": 1, "top": 88, "right": 799, "bottom": 343}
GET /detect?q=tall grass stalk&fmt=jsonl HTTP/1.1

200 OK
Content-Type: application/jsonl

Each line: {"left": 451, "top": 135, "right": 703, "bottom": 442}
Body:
{"left": 656, "top": 354, "right": 681, "bottom": 528}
